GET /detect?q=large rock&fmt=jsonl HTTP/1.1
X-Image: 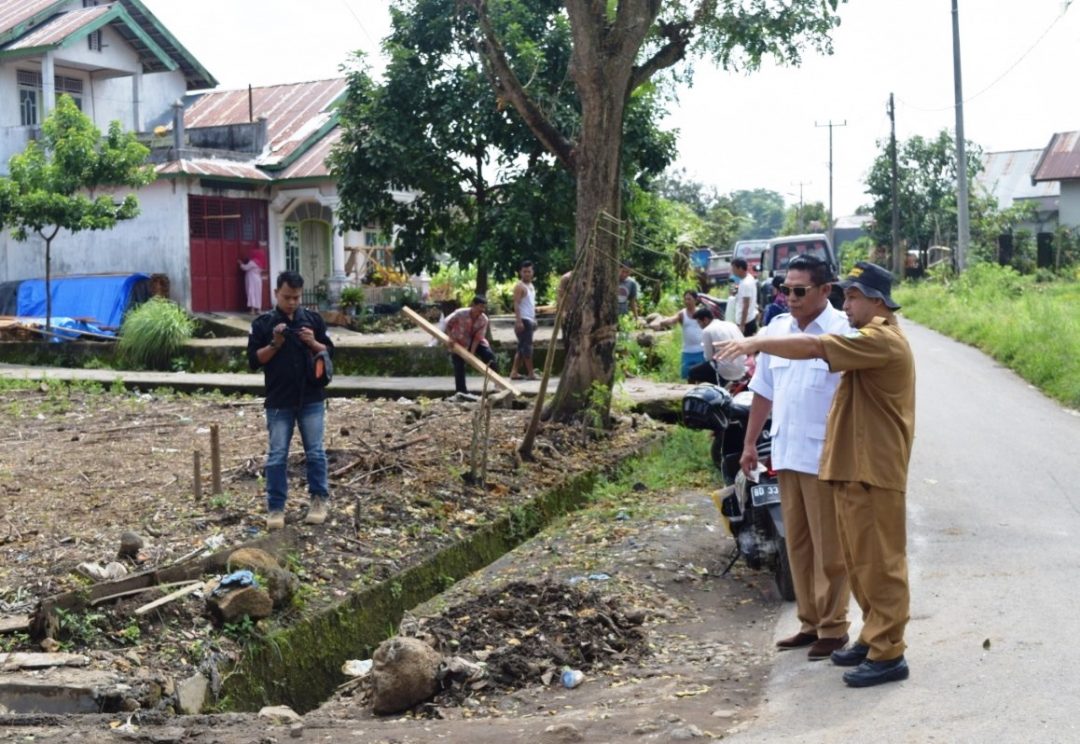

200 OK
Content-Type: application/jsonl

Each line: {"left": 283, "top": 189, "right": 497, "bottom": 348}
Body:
{"left": 176, "top": 673, "right": 208, "bottom": 715}
{"left": 227, "top": 547, "right": 280, "bottom": 574}
{"left": 207, "top": 586, "right": 273, "bottom": 624}
{"left": 226, "top": 548, "right": 298, "bottom": 609}
{"left": 118, "top": 531, "right": 145, "bottom": 559}
{"left": 370, "top": 637, "right": 442, "bottom": 715}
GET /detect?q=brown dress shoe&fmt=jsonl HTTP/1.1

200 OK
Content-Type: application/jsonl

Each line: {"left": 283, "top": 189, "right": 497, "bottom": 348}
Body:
{"left": 808, "top": 634, "right": 850, "bottom": 661}
{"left": 776, "top": 631, "right": 818, "bottom": 649}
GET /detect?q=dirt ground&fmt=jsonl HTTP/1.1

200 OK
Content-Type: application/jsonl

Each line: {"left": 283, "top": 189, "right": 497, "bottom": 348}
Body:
{"left": 0, "top": 383, "right": 785, "bottom": 741}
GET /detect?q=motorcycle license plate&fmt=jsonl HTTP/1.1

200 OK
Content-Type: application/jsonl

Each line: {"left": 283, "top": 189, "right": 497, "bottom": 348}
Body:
{"left": 750, "top": 483, "right": 781, "bottom": 507}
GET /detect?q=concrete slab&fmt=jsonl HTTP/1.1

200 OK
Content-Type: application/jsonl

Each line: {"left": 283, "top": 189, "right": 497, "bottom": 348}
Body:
{"left": 0, "top": 667, "right": 124, "bottom": 714}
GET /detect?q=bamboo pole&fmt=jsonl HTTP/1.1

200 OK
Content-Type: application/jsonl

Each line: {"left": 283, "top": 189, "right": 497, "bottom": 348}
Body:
{"left": 400, "top": 306, "right": 522, "bottom": 396}
{"left": 193, "top": 450, "right": 202, "bottom": 500}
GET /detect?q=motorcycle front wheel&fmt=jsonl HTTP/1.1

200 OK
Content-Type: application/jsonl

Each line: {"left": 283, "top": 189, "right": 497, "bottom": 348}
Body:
{"left": 774, "top": 536, "right": 795, "bottom": 602}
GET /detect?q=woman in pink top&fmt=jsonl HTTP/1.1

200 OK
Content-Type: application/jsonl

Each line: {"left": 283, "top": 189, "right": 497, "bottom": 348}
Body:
{"left": 239, "top": 246, "right": 268, "bottom": 314}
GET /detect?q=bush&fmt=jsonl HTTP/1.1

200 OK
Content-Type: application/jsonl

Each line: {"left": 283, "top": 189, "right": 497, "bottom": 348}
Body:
{"left": 118, "top": 298, "right": 196, "bottom": 370}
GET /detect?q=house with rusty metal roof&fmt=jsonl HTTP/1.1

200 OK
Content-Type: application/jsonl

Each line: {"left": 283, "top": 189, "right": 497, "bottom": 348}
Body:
{"left": 1032, "top": 132, "right": 1080, "bottom": 229}
{"left": 977, "top": 149, "right": 1059, "bottom": 235}
{"left": 0, "top": 0, "right": 384, "bottom": 313}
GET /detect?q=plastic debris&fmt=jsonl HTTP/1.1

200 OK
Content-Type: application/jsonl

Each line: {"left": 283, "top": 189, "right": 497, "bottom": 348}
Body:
{"left": 341, "top": 659, "right": 373, "bottom": 677}
{"left": 211, "top": 570, "right": 257, "bottom": 596}
{"left": 561, "top": 669, "right": 585, "bottom": 689}
{"left": 76, "top": 561, "right": 128, "bottom": 582}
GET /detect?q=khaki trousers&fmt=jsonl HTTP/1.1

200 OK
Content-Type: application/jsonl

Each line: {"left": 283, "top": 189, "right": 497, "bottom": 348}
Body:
{"left": 777, "top": 470, "right": 850, "bottom": 639}
{"left": 833, "top": 481, "right": 910, "bottom": 661}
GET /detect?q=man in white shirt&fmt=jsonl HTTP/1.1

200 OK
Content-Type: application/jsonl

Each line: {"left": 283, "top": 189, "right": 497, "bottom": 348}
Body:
{"left": 740, "top": 255, "right": 853, "bottom": 660}
{"left": 510, "top": 260, "right": 537, "bottom": 380}
{"left": 686, "top": 307, "right": 747, "bottom": 384}
{"left": 731, "top": 258, "right": 760, "bottom": 336}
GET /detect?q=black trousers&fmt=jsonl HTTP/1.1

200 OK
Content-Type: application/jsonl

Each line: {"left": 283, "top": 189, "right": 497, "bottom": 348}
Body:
{"left": 687, "top": 360, "right": 722, "bottom": 385}
{"left": 452, "top": 346, "right": 497, "bottom": 393}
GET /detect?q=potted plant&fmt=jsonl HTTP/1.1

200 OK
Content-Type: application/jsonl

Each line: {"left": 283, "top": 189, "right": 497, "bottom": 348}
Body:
{"left": 315, "top": 279, "right": 330, "bottom": 310}
{"left": 339, "top": 285, "right": 364, "bottom": 316}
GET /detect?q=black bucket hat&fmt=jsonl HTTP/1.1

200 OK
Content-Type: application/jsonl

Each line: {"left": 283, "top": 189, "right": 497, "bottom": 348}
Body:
{"left": 838, "top": 262, "right": 901, "bottom": 310}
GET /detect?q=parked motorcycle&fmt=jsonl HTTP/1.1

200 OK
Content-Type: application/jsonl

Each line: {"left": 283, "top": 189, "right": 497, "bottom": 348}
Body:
{"left": 682, "top": 383, "right": 795, "bottom": 601}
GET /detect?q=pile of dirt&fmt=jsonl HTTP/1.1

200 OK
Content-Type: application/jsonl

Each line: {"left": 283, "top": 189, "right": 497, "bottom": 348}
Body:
{"left": 420, "top": 579, "right": 649, "bottom": 706}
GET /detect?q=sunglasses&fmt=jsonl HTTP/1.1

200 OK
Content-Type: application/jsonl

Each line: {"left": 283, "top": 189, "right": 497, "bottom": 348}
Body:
{"left": 778, "top": 284, "right": 819, "bottom": 298}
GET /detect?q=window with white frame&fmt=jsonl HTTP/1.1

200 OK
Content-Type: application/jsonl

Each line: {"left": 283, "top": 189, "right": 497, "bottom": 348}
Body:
{"left": 16, "top": 70, "right": 84, "bottom": 126}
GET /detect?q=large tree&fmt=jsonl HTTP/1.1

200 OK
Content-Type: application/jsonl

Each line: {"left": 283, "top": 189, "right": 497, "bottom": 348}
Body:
{"left": 464, "top": 0, "right": 843, "bottom": 421}
{"left": 864, "top": 128, "right": 983, "bottom": 266}
{"left": 332, "top": 0, "right": 674, "bottom": 296}
{"left": 0, "top": 96, "right": 154, "bottom": 331}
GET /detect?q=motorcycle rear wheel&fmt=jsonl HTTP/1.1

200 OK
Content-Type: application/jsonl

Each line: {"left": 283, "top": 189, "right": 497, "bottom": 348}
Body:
{"left": 774, "top": 537, "right": 796, "bottom": 602}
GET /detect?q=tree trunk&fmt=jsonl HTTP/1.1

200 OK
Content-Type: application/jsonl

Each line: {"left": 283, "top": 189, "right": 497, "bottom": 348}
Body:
{"left": 547, "top": 69, "right": 630, "bottom": 424}
{"left": 475, "top": 262, "right": 489, "bottom": 296}
{"left": 44, "top": 235, "right": 53, "bottom": 334}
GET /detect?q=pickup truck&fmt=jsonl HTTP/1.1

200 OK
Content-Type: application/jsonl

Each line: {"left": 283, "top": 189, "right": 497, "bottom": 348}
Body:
{"left": 705, "top": 252, "right": 733, "bottom": 286}
{"left": 759, "top": 233, "right": 842, "bottom": 308}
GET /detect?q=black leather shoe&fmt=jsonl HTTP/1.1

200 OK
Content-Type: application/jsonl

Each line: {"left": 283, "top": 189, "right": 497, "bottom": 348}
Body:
{"left": 842, "top": 657, "right": 909, "bottom": 688}
{"left": 830, "top": 642, "right": 870, "bottom": 666}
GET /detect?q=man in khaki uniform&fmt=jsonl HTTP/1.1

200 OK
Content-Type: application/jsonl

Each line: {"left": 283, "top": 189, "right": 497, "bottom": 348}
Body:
{"left": 712, "top": 261, "right": 915, "bottom": 688}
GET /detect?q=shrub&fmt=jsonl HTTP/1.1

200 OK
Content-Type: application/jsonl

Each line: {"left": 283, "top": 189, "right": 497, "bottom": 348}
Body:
{"left": 118, "top": 298, "right": 196, "bottom": 370}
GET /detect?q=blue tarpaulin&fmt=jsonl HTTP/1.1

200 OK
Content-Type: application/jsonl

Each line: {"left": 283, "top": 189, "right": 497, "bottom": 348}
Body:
{"left": 16, "top": 274, "right": 149, "bottom": 331}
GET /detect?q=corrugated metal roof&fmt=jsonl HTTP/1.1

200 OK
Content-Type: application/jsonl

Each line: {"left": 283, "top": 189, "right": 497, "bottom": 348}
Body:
{"left": 978, "top": 149, "right": 1060, "bottom": 206}
{"left": 183, "top": 79, "right": 347, "bottom": 165}
{"left": 5, "top": 4, "right": 111, "bottom": 49}
{"left": 1032, "top": 131, "right": 1080, "bottom": 183}
{"left": 157, "top": 159, "right": 271, "bottom": 181}
{"left": 115, "top": 0, "right": 216, "bottom": 89}
{"left": 277, "top": 126, "right": 341, "bottom": 180}
{"left": 0, "top": 0, "right": 63, "bottom": 40}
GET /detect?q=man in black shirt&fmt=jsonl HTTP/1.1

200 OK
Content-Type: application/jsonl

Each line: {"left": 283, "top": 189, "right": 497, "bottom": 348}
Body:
{"left": 247, "top": 271, "right": 335, "bottom": 530}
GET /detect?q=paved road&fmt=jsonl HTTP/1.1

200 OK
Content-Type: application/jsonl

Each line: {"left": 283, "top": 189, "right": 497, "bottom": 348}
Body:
{"left": 732, "top": 320, "right": 1080, "bottom": 743}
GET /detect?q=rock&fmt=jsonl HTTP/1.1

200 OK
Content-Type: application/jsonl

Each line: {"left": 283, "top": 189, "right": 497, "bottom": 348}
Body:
{"left": 118, "top": 531, "right": 145, "bottom": 559}
{"left": 669, "top": 724, "right": 704, "bottom": 740}
{"left": 176, "top": 673, "right": 208, "bottom": 715}
{"left": 207, "top": 586, "right": 273, "bottom": 624}
{"left": 227, "top": 547, "right": 280, "bottom": 574}
{"left": 259, "top": 705, "right": 302, "bottom": 723}
{"left": 261, "top": 567, "right": 300, "bottom": 609}
{"left": 39, "top": 637, "right": 61, "bottom": 652}
{"left": 370, "top": 636, "right": 442, "bottom": 715}
{"left": 711, "top": 708, "right": 738, "bottom": 718}
{"left": 543, "top": 723, "right": 584, "bottom": 743}
{"left": 290, "top": 722, "right": 305, "bottom": 738}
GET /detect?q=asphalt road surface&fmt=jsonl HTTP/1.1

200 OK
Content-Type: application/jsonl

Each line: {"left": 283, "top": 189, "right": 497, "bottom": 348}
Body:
{"left": 732, "top": 319, "right": 1080, "bottom": 744}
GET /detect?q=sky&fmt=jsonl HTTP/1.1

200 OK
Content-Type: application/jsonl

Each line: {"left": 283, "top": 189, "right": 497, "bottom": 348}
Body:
{"left": 146, "top": 0, "right": 1080, "bottom": 218}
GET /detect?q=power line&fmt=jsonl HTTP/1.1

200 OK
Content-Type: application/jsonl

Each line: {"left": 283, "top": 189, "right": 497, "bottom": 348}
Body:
{"left": 338, "top": 0, "right": 378, "bottom": 49}
{"left": 897, "top": 2, "right": 1070, "bottom": 113}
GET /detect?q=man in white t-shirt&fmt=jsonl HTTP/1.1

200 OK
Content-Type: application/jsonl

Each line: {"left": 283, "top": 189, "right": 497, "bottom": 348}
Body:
{"left": 731, "top": 258, "right": 759, "bottom": 336}
{"left": 686, "top": 307, "right": 747, "bottom": 384}
{"left": 739, "top": 254, "right": 853, "bottom": 661}
{"left": 510, "top": 260, "right": 537, "bottom": 380}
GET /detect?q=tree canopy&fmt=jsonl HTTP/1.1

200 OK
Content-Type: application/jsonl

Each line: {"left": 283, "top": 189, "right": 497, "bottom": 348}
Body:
{"left": 0, "top": 95, "right": 154, "bottom": 329}
{"left": 331, "top": 0, "right": 676, "bottom": 295}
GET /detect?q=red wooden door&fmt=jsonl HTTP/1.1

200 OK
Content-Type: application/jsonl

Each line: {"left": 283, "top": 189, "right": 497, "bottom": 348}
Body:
{"left": 189, "top": 195, "right": 269, "bottom": 312}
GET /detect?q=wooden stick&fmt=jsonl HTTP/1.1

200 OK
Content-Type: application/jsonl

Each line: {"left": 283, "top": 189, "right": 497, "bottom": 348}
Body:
{"left": 400, "top": 306, "right": 522, "bottom": 396}
{"left": 387, "top": 434, "right": 430, "bottom": 451}
{"left": 193, "top": 450, "right": 203, "bottom": 500}
{"left": 91, "top": 580, "right": 204, "bottom": 607}
{"left": 209, "top": 425, "right": 222, "bottom": 495}
{"left": 134, "top": 581, "right": 205, "bottom": 617}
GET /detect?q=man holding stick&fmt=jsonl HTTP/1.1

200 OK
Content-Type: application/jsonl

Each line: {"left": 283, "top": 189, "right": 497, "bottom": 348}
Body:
{"left": 444, "top": 295, "right": 497, "bottom": 394}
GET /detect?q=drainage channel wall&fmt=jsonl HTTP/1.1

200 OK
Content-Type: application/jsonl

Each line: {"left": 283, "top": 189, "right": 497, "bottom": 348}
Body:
{"left": 219, "top": 433, "right": 667, "bottom": 713}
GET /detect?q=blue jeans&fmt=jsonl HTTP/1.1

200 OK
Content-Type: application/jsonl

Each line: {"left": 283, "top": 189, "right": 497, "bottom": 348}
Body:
{"left": 265, "top": 402, "right": 328, "bottom": 512}
{"left": 681, "top": 351, "right": 705, "bottom": 380}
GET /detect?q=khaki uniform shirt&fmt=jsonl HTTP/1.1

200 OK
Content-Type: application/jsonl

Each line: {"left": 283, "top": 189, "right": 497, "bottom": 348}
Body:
{"left": 818, "top": 316, "right": 916, "bottom": 492}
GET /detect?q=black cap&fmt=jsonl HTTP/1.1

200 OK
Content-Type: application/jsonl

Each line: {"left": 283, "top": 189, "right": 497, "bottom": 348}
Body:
{"left": 838, "top": 262, "right": 900, "bottom": 310}
{"left": 471, "top": 294, "right": 488, "bottom": 305}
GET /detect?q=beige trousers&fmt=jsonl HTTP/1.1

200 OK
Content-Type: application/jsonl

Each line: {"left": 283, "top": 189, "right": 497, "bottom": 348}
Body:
{"left": 777, "top": 470, "right": 850, "bottom": 639}
{"left": 833, "top": 481, "right": 910, "bottom": 662}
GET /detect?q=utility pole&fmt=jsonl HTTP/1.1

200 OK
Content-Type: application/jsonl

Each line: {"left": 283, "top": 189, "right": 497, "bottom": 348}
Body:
{"left": 815, "top": 119, "right": 847, "bottom": 246}
{"left": 952, "top": 0, "right": 969, "bottom": 271}
{"left": 791, "top": 180, "right": 810, "bottom": 232}
{"left": 888, "top": 93, "right": 901, "bottom": 275}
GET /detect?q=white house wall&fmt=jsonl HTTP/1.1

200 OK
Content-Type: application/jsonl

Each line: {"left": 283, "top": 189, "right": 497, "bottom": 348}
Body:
{"left": 1058, "top": 182, "right": 1080, "bottom": 229}
{"left": 0, "top": 179, "right": 191, "bottom": 304}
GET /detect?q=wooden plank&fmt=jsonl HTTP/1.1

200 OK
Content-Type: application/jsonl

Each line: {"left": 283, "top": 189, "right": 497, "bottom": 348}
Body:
{"left": 134, "top": 581, "right": 205, "bottom": 617}
{"left": 0, "top": 616, "right": 30, "bottom": 634}
{"left": 0, "top": 652, "right": 89, "bottom": 670}
{"left": 400, "top": 306, "right": 522, "bottom": 397}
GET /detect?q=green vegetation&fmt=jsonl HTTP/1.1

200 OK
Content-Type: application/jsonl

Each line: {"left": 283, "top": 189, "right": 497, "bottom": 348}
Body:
{"left": 896, "top": 264, "right": 1080, "bottom": 407}
{"left": 118, "top": 298, "right": 196, "bottom": 370}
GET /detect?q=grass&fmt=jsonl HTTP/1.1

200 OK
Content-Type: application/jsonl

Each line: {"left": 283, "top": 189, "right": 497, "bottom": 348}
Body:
{"left": 895, "top": 263, "right": 1080, "bottom": 408}
{"left": 118, "top": 298, "right": 196, "bottom": 370}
